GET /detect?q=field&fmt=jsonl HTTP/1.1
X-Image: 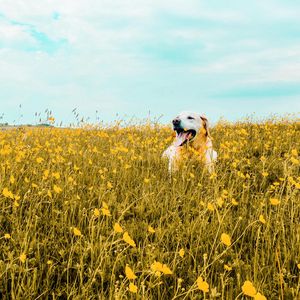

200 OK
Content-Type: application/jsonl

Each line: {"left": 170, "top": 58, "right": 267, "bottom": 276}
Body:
{"left": 0, "top": 118, "right": 299, "bottom": 299}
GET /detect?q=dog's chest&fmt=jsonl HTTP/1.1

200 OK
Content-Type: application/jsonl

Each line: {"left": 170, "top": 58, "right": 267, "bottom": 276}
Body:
{"left": 178, "top": 146, "right": 206, "bottom": 163}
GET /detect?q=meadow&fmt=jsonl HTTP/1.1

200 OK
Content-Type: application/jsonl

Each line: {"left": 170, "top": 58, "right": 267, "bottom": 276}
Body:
{"left": 0, "top": 117, "right": 299, "bottom": 299}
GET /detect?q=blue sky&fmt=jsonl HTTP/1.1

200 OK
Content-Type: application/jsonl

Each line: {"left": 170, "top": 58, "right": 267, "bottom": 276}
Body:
{"left": 0, "top": 0, "right": 299, "bottom": 125}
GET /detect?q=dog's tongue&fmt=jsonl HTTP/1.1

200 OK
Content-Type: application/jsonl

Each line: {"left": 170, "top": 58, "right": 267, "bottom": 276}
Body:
{"left": 174, "top": 132, "right": 190, "bottom": 147}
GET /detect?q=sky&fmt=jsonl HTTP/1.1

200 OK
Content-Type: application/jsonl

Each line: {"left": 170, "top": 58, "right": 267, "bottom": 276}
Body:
{"left": 0, "top": 0, "right": 300, "bottom": 125}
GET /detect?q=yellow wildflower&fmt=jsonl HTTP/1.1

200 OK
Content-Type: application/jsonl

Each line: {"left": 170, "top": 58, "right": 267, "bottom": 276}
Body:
{"left": 291, "top": 149, "right": 298, "bottom": 156}
{"left": 207, "top": 203, "right": 215, "bottom": 211}
{"left": 221, "top": 233, "right": 232, "bottom": 247}
{"left": 4, "top": 233, "right": 11, "bottom": 239}
{"left": 259, "top": 215, "right": 266, "bottom": 224}
{"left": 19, "top": 253, "right": 27, "bottom": 263}
{"left": 10, "top": 175, "right": 15, "bottom": 184}
{"left": 291, "top": 157, "right": 299, "bottom": 165}
{"left": 224, "top": 264, "right": 232, "bottom": 271}
{"left": 242, "top": 280, "right": 257, "bottom": 297}
{"left": 113, "top": 223, "right": 123, "bottom": 233}
{"left": 231, "top": 198, "right": 238, "bottom": 206}
{"left": 123, "top": 232, "right": 136, "bottom": 247}
{"left": 36, "top": 157, "right": 44, "bottom": 163}
{"left": 217, "top": 197, "right": 224, "bottom": 207}
{"left": 196, "top": 276, "right": 209, "bottom": 293}
{"left": 53, "top": 184, "right": 62, "bottom": 194}
{"left": 270, "top": 198, "right": 280, "bottom": 206}
{"left": 93, "top": 208, "right": 100, "bottom": 217}
{"left": 72, "top": 227, "right": 82, "bottom": 236}
{"left": 2, "top": 188, "right": 14, "bottom": 199}
{"left": 254, "top": 292, "right": 267, "bottom": 300}
{"left": 52, "top": 172, "right": 60, "bottom": 179}
{"left": 128, "top": 282, "right": 137, "bottom": 293}
{"left": 179, "top": 248, "right": 185, "bottom": 258}
{"left": 148, "top": 225, "right": 155, "bottom": 233}
{"left": 125, "top": 265, "right": 137, "bottom": 280}
{"left": 151, "top": 261, "right": 173, "bottom": 275}
{"left": 101, "top": 207, "right": 111, "bottom": 216}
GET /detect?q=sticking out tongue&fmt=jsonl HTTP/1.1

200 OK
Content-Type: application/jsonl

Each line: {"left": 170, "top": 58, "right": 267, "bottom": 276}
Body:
{"left": 174, "top": 131, "right": 191, "bottom": 147}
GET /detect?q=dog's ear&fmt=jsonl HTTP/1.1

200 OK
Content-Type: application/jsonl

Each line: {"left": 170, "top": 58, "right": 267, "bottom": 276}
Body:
{"left": 200, "top": 115, "right": 210, "bottom": 137}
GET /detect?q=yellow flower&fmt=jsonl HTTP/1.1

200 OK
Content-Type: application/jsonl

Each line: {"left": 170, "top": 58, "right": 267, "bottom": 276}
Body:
{"left": 207, "top": 203, "right": 215, "bottom": 211}
{"left": 4, "top": 233, "right": 11, "bottom": 239}
{"left": 297, "top": 263, "right": 300, "bottom": 269}
{"left": 101, "top": 208, "right": 111, "bottom": 217}
{"left": 291, "top": 157, "right": 299, "bottom": 165}
{"left": 53, "top": 184, "right": 62, "bottom": 194}
{"left": 196, "top": 276, "right": 209, "bottom": 293}
{"left": 209, "top": 172, "right": 217, "bottom": 180}
{"left": 52, "top": 172, "right": 60, "bottom": 179}
{"left": 224, "top": 264, "right": 232, "bottom": 271}
{"left": 102, "top": 201, "right": 109, "bottom": 209}
{"left": 150, "top": 261, "right": 172, "bottom": 275}
{"left": 128, "top": 282, "right": 137, "bottom": 293}
{"left": 270, "top": 198, "right": 280, "bottom": 206}
{"left": 19, "top": 253, "right": 27, "bottom": 263}
{"left": 93, "top": 208, "right": 100, "bottom": 217}
{"left": 47, "top": 190, "right": 52, "bottom": 198}
{"left": 2, "top": 188, "right": 14, "bottom": 199}
{"left": 221, "top": 233, "right": 231, "bottom": 247}
{"left": 113, "top": 223, "right": 123, "bottom": 233}
{"left": 260, "top": 156, "right": 266, "bottom": 162}
{"left": 10, "top": 175, "right": 15, "bottom": 184}
{"left": 72, "top": 227, "right": 82, "bottom": 236}
{"left": 43, "top": 169, "right": 50, "bottom": 179}
{"left": 217, "top": 197, "right": 224, "bottom": 207}
{"left": 161, "top": 264, "right": 173, "bottom": 275}
{"left": 106, "top": 181, "right": 113, "bottom": 189}
{"left": 144, "top": 178, "right": 150, "bottom": 184}
{"left": 261, "top": 172, "right": 269, "bottom": 177}
{"left": 231, "top": 198, "right": 238, "bottom": 206}
{"left": 291, "top": 149, "right": 298, "bottom": 156}
{"left": 36, "top": 157, "right": 44, "bottom": 163}
{"left": 189, "top": 172, "right": 195, "bottom": 179}
{"left": 259, "top": 215, "right": 266, "bottom": 224}
{"left": 47, "top": 260, "right": 53, "bottom": 265}
{"left": 242, "top": 280, "right": 257, "bottom": 297}
{"left": 123, "top": 232, "right": 136, "bottom": 247}
{"left": 125, "top": 265, "right": 137, "bottom": 280}
{"left": 179, "top": 248, "right": 185, "bottom": 258}
{"left": 254, "top": 292, "right": 267, "bottom": 300}
{"left": 148, "top": 225, "right": 155, "bottom": 233}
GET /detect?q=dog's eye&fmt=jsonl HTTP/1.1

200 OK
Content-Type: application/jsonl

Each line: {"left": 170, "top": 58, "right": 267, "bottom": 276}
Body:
{"left": 187, "top": 116, "right": 194, "bottom": 120}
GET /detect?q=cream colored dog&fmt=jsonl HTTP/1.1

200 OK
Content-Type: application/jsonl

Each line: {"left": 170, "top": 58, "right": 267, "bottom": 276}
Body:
{"left": 162, "top": 111, "right": 217, "bottom": 173}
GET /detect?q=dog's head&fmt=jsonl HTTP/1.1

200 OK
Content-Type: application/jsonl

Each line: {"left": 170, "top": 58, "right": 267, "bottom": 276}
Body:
{"left": 172, "top": 111, "right": 209, "bottom": 147}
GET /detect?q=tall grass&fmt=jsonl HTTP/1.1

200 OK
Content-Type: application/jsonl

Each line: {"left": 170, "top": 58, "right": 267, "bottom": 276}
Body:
{"left": 0, "top": 117, "right": 299, "bottom": 299}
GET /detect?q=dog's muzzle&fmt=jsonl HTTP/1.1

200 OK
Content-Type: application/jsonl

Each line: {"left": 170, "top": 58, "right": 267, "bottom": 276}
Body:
{"left": 173, "top": 126, "right": 196, "bottom": 147}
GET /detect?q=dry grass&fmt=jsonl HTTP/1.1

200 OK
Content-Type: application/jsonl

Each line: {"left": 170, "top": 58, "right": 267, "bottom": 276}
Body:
{"left": 0, "top": 117, "right": 299, "bottom": 299}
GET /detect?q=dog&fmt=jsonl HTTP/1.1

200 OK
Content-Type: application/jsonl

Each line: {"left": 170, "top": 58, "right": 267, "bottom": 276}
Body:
{"left": 162, "top": 111, "right": 217, "bottom": 173}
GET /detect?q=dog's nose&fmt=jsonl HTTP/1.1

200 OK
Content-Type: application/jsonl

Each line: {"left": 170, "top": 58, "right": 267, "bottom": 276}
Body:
{"left": 172, "top": 118, "right": 180, "bottom": 126}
